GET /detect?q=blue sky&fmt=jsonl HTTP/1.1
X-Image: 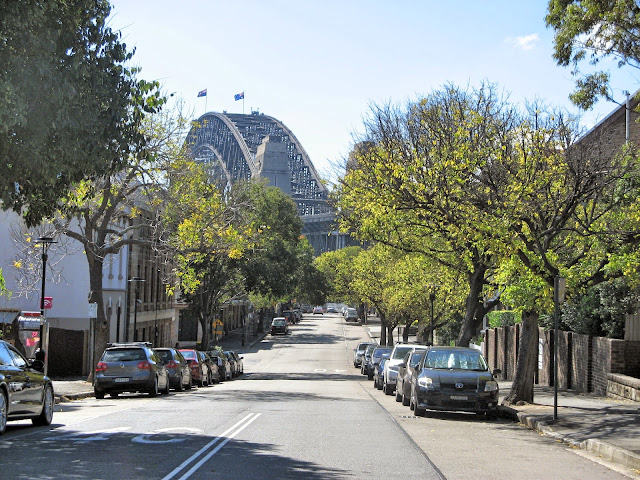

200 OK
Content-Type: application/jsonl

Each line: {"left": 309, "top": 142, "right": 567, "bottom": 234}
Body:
{"left": 108, "top": 1, "right": 639, "bottom": 179}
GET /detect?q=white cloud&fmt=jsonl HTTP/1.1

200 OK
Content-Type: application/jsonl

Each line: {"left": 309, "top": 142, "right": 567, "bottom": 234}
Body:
{"left": 506, "top": 33, "right": 540, "bottom": 51}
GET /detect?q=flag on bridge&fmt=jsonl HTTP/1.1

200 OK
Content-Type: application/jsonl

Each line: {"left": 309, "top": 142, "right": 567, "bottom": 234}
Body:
{"left": 197, "top": 89, "right": 207, "bottom": 97}
{"left": 234, "top": 92, "right": 244, "bottom": 101}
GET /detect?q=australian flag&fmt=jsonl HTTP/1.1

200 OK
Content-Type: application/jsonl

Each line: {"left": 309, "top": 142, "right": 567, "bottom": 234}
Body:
{"left": 234, "top": 92, "right": 244, "bottom": 101}
{"left": 197, "top": 89, "right": 207, "bottom": 98}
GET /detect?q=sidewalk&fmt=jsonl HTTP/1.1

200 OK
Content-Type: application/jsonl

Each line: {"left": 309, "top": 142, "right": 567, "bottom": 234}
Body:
{"left": 51, "top": 326, "right": 268, "bottom": 404}
{"left": 363, "top": 315, "right": 640, "bottom": 472}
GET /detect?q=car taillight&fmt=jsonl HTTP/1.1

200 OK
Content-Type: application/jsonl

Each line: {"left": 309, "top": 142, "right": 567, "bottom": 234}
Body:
{"left": 166, "top": 360, "right": 178, "bottom": 369}
{"left": 96, "top": 362, "right": 108, "bottom": 372}
{"left": 137, "top": 360, "right": 152, "bottom": 370}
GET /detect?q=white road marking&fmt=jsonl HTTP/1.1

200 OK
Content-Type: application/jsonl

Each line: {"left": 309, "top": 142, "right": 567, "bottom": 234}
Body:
{"left": 162, "top": 413, "right": 261, "bottom": 480}
{"left": 132, "top": 427, "right": 203, "bottom": 444}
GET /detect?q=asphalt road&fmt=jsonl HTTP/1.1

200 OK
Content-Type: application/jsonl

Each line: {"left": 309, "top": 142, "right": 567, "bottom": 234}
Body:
{"left": 1, "top": 313, "right": 634, "bottom": 479}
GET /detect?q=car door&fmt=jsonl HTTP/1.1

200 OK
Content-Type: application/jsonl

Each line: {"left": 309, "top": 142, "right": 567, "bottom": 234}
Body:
{"left": 0, "top": 343, "right": 38, "bottom": 415}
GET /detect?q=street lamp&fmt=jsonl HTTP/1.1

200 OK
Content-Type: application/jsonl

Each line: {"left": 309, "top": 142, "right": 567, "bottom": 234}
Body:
{"left": 35, "top": 236, "right": 56, "bottom": 371}
{"left": 128, "top": 277, "right": 145, "bottom": 342}
{"left": 553, "top": 276, "right": 566, "bottom": 420}
{"left": 429, "top": 290, "right": 436, "bottom": 346}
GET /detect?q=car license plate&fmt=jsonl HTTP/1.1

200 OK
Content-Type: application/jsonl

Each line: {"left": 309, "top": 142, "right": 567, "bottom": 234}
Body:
{"left": 450, "top": 395, "right": 468, "bottom": 401}
{"left": 114, "top": 377, "right": 130, "bottom": 383}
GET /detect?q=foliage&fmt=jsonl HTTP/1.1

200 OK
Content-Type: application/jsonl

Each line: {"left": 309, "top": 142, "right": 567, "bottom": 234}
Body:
{"left": 546, "top": 0, "right": 640, "bottom": 109}
{"left": 0, "top": 0, "right": 164, "bottom": 225}
{"left": 313, "top": 246, "right": 362, "bottom": 304}
{"left": 486, "top": 310, "right": 522, "bottom": 328}
{"left": 560, "top": 277, "right": 639, "bottom": 337}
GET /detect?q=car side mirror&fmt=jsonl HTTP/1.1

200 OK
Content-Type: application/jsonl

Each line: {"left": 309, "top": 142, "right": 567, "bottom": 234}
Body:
{"left": 492, "top": 368, "right": 502, "bottom": 376}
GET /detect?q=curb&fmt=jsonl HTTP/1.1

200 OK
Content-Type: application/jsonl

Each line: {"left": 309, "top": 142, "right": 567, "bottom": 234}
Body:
{"left": 55, "top": 392, "right": 94, "bottom": 404}
{"left": 500, "top": 406, "right": 640, "bottom": 471}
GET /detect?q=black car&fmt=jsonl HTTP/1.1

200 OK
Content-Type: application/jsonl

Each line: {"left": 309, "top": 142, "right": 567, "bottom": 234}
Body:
{"left": 155, "top": 347, "right": 192, "bottom": 391}
{"left": 270, "top": 317, "right": 289, "bottom": 335}
{"left": 95, "top": 342, "right": 170, "bottom": 398}
{"left": 409, "top": 346, "right": 501, "bottom": 417}
{"left": 0, "top": 340, "right": 54, "bottom": 435}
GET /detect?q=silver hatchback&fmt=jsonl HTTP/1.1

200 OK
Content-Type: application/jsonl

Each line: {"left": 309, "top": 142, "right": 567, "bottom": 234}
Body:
{"left": 94, "top": 343, "right": 170, "bottom": 399}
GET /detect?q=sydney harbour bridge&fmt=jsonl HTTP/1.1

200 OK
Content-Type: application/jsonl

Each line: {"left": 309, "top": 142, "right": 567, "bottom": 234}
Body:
{"left": 183, "top": 111, "right": 353, "bottom": 254}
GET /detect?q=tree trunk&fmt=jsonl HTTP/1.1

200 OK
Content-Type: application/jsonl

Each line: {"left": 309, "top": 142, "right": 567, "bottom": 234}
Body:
{"left": 387, "top": 325, "right": 395, "bottom": 346}
{"left": 88, "top": 255, "right": 107, "bottom": 382}
{"left": 402, "top": 321, "right": 410, "bottom": 342}
{"left": 379, "top": 310, "right": 387, "bottom": 346}
{"left": 502, "top": 311, "right": 539, "bottom": 405}
{"left": 457, "top": 261, "right": 488, "bottom": 347}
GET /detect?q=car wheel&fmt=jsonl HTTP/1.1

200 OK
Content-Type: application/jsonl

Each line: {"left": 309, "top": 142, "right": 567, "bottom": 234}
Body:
{"left": 32, "top": 384, "right": 54, "bottom": 427}
{"left": 402, "top": 391, "right": 410, "bottom": 406}
{"left": 412, "top": 390, "right": 424, "bottom": 416}
{"left": 95, "top": 389, "right": 105, "bottom": 400}
{"left": 185, "top": 374, "right": 193, "bottom": 390}
{"left": 383, "top": 382, "right": 393, "bottom": 396}
{"left": 176, "top": 376, "right": 184, "bottom": 392}
{"left": 485, "top": 410, "right": 498, "bottom": 421}
{"left": 395, "top": 386, "right": 403, "bottom": 402}
{"left": 162, "top": 377, "right": 171, "bottom": 395}
{"left": 367, "top": 372, "right": 373, "bottom": 380}
{"left": 0, "top": 390, "right": 7, "bottom": 435}
{"left": 149, "top": 377, "right": 159, "bottom": 397}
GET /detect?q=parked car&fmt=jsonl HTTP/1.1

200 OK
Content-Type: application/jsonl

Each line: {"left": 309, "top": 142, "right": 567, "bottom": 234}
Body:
{"left": 207, "top": 351, "right": 232, "bottom": 381}
{"left": 271, "top": 317, "right": 289, "bottom": 335}
{"left": 0, "top": 339, "right": 54, "bottom": 435}
{"left": 224, "top": 351, "right": 243, "bottom": 377}
{"left": 409, "top": 346, "right": 501, "bottom": 418}
{"left": 301, "top": 305, "right": 313, "bottom": 313}
{"left": 344, "top": 308, "right": 359, "bottom": 322}
{"left": 313, "top": 306, "right": 324, "bottom": 315}
{"left": 95, "top": 342, "right": 170, "bottom": 398}
{"left": 155, "top": 347, "right": 192, "bottom": 391}
{"left": 383, "top": 343, "right": 428, "bottom": 395}
{"left": 283, "top": 310, "right": 296, "bottom": 325}
{"left": 202, "top": 352, "right": 220, "bottom": 384}
{"left": 179, "top": 349, "right": 210, "bottom": 387}
{"left": 360, "top": 344, "right": 377, "bottom": 375}
{"left": 367, "top": 346, "right": 393, "bottom": 381}
{"left": 353, "top": 342, "right": 376, "bottom": 368}
{"left": 373, "top": 353, "right": 390, "bottom": 390}
{"left": 395, "top": 349, "right": 428, "bottom": 405}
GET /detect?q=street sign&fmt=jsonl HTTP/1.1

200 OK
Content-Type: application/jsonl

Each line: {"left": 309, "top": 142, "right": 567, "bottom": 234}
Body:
{"left": 88, "top": 303, "right": 98, "bottom": 318}
{"left": 43, "top": 297, "right": 53, "bottom": 309}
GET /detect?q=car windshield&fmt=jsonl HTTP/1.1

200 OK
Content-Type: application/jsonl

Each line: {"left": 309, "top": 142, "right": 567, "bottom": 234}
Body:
{"left": 103, "top": 348, "right": 146, "bottom": 362}
{"left": 373, "top": 348, "right": 392, "bottom": 359}
{"left": 392, "top": 346, "right": 414, "bottom": 360}
{"left": 424, "top": 350, "right": 488, "bottom": 370}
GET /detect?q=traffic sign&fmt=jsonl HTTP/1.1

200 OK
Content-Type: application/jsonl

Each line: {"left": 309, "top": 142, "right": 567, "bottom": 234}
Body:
{"left": 88, "top": 303, "right": 98, "bottom": 318}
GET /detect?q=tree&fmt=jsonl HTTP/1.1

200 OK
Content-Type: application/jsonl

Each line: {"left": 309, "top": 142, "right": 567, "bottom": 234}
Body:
{"left": 546, "top": 0, "right": 640, "bottom": 109}
{"left": 336, "top": 84, "right": 511, "bottom": 347}
{"left": 0, "top": 0, "right": 164, "bottom": 225}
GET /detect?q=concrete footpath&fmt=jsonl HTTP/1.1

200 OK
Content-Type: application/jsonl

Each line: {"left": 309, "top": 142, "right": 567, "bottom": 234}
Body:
{"left": 51, "top": 317, "right": 640, "bottom": 472}
{"left": 362, "top": 315, "right": 640, "bottom": 472}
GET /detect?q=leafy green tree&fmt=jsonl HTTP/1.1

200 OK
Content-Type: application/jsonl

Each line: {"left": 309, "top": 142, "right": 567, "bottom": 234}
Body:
{"left": 0, "top": 0, "right": 164, "bottom": 225}
{"left": 337, "top": 84, "right": 510, "bottom": 347}
{"left": 313, "top": 246, "right": 362, "bottom": 305}
{"left": 546, "top": 0, "right": 640, "bottom": 108}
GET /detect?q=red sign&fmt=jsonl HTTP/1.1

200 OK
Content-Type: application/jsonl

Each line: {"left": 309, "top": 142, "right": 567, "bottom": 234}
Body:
{"left": 42, "top": 297, "right": 53, "bottom": 309}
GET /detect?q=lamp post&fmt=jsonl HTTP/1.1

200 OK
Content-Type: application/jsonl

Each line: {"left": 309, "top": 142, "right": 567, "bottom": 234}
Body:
{"left": 553, "top": 276, "right": 566, "bottom": 420}
{"left": 128, "top": 277, "right": 145, "bottom": 342}
{"left": 35, "top": 236, "right": 56, "bottom": 371}
{"left": 429, "top": 291, "right": 436, "bottom": 346}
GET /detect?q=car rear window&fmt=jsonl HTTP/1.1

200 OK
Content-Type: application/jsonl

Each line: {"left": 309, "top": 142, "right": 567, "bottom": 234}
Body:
{"left": 103, "top": 348, "right": 147, "bottom": 362}
{"left": 155, "top": 350, "right": 172, "bottom": 361}
{"left": 392, "top": 346, "right": 414, "bottom": 359}
{"left": 180, "top": 350, "right": 196, "bottom": 360}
